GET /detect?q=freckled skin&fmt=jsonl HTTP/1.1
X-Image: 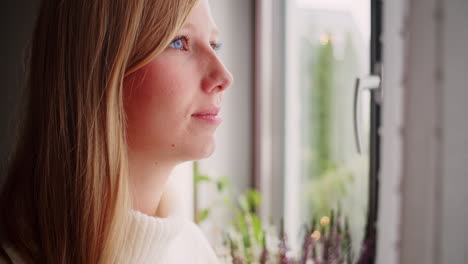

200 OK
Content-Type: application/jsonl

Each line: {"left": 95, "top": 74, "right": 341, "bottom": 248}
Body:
{"left": 123, "top": 0, "right": 233, "bottom": 165}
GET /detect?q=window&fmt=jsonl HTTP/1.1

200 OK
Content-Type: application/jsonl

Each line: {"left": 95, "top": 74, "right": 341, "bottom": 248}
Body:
{"left": 255, "top": 0, "right": 382, "bottom": 261}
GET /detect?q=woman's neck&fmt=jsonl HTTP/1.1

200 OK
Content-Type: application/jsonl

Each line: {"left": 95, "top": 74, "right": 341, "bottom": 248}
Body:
{"left": 127, "top": 151, "right": 176, "bottom": 217}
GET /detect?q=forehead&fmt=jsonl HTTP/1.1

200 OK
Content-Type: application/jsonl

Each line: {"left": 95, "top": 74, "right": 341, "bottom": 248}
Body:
{"left": 181, "top": 0, "right": 219, "bottom": 38}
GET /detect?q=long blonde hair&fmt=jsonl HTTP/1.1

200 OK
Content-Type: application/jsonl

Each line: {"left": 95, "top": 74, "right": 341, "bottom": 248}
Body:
{"left": 0, "top": 0, "right": 197, "bottom": 263}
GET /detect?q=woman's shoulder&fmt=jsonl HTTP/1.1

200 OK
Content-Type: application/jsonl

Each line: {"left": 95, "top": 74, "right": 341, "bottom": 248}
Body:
{"left": 166, "top": 220, "right": 219, "bottom": 264}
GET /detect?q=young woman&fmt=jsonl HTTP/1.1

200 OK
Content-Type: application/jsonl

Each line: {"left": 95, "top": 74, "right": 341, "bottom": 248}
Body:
{"left": 0, "top": 0, "right": 232, "bottom": 262}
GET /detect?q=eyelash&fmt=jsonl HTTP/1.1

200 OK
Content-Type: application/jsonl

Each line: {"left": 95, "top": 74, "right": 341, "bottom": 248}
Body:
{"left": 170, "top": 35, "right": 223, "bottom": 52}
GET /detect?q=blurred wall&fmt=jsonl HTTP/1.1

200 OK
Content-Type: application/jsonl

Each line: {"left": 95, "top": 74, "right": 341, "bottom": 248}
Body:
{"left": 0, "top": 0, "right": 41, "bottom": 182}
{"left": 377, "top": 0, "right": 468, "bottom": 263}
{"left": 439, "top": 0, "right": 468, "bottom": 262}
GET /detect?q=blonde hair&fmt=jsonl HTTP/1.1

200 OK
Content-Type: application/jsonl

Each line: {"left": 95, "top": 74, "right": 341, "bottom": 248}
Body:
{"left": 0, "top": 0, "right": 198, "bottom": 263}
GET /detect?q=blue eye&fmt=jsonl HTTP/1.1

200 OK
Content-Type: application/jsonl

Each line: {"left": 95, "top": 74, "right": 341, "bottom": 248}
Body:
{"left": 211, "top": 42, "right": 223, "bottom": 52}
{"left": 169, "top": 36, "right": 187, "bottom": 50}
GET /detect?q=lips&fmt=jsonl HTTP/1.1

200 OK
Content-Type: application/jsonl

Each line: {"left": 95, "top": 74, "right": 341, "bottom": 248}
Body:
{"left": 192, "top": 107, "right": 222, "bottom": 125}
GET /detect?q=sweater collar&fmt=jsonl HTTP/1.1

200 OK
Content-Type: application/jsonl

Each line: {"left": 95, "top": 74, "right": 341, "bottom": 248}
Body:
{"left": 117, "top": 210, "right": 187, "bottom": 263}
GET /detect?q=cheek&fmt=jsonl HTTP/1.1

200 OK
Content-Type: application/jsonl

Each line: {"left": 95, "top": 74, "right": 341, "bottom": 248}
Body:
{"left": 125, "top": 73, "right": 176, "bottom": 132}
{"left": 123, "top": 59, "right": 200, "bottom": 145}
{"left": 125, "top": 60, "right": 183, "bottom": 111}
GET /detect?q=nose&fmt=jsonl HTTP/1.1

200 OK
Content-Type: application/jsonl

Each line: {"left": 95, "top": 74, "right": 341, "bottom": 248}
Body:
{"left": 201, "top": 53, "right": 234, "bottom": 94}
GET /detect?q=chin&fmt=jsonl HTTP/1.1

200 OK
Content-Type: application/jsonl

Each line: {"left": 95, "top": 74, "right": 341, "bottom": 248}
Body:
{"left": 197, "top": 141, "right": 216, "bottom": 159}
{"left": 179, "top": 137, "right": 216, "bottom": 162}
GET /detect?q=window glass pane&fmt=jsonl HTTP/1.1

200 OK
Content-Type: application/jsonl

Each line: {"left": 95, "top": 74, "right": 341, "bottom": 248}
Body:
{"left": 284, "top": 0, "right": 371, "bottom": 259}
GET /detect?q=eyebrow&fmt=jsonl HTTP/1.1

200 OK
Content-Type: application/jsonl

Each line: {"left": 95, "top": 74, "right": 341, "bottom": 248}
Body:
{"left": 181, "top": 22, "right": 219, "bottom": 39}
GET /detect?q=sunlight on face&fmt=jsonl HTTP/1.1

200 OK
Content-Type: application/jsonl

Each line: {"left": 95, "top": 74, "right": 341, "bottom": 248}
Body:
{"left": 124, "top": 0, "right": 233, "bottom": 165}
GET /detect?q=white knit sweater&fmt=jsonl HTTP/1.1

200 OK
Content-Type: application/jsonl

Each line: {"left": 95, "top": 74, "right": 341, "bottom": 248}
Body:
{"left": 2, "top": 210, "right": 219, "bottom": 263}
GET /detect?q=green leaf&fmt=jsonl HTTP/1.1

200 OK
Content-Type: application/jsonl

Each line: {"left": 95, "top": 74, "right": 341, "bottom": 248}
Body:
{"left": 194, "top": 174, "right": 212, "bottom": 184}
{"left": 196, "top": 209, "right": 210, "bottom": 223}
{"left": 246, "top": 190, "right": 261, "bottom": 211}
{"left": 251, "top": 215, "right": 264, "bottom": 243}
{"left": 235, "top": 212, "right": 247, "bottom": 233}
{"left": 216, "top": 176, "right": 230, "bottom": 192}
{"left": 242, "top": 229, "right": 251, "bottom": 249}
